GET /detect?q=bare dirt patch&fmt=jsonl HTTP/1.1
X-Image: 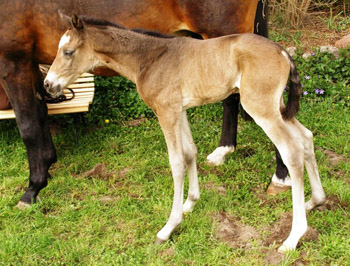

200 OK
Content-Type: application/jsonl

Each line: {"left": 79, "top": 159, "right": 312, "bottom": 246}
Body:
{"left": 158, "top": 246, "right": 175, "bottom": 258}
{"left": 262, "top": 248, "right": 286, "bottom": 265}
{"left": 213, "top": 212, "right": 261, "bottom": 249}
{"left": 81, "top": 163, "right": 115, "bottom": 180}
{"left": 317, "top": 194, "right": 350, "bottom": 212}
{"left": 203, "top": 181, "right": 226, "bottom": 195}
{"left": 213, "top": 210, "right": 321, "bottom": 264}
{"left": 264, "top": 212, "right": 319, "bottom": 247}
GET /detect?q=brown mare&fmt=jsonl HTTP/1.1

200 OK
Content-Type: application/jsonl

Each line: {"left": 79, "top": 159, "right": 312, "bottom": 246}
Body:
{"left": 0, "top": 0, "right": 289, "bottom": 208}
{"left": 44, "top": 14, "right": 326, "bottom": 252}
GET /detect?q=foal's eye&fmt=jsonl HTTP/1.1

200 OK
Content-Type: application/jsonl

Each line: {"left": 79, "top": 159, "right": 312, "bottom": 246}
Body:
{"left": 63, "top": 50, "right": 74, "bottom": 57}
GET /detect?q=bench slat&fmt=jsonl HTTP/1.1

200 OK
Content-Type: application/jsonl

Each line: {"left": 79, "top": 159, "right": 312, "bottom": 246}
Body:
{"left": 68, "top": 77, "right": 95, "bottom": 83}
{"left": 67, "top": 82, "right": 95, "bottom": 89}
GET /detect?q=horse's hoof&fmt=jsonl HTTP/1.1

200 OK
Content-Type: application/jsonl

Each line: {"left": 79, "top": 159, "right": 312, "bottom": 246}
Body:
{"left": 16, "top": 201, "right": 31, "bottom": 210}
{"left": 206, "top": 146, "right": 235, "bottom": 166}
{"left": 155, "top": 237, "right": 167, "bottom": 245}
{"left": 266, "top": 182, "right": 291, "bottom": 196}
{"left": 277, "top": 244, "right": 293, "bottom": 254}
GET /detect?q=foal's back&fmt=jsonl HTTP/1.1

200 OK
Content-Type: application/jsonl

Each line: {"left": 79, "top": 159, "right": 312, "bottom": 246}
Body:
{"left": 137, "top": 33, "right": 290, "bottom": 110}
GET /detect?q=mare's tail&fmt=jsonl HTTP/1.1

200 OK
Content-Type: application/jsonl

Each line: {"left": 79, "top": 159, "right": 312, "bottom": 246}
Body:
{"left": 282, "top": 51, "right": 301, "bottom": 120}
{"left": 254, "top": 0, "right": 268, "bottom": 37}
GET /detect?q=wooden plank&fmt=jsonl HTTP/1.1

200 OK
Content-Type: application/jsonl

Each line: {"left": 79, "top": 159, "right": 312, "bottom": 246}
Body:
{"left": 63, "top": 88, "right": 94, "bottom": 94}
{"left": 0, "top": 110, "right": 16, "bottom": 119}
{"left": 67, "top": 82, "right": 95, "bottom": 89}
{"left": 71, "top": 77, "right": 95, "bottom": 83}
{"left": 48, "top": 106, "right": 90, "bottom": 115}
{"left": 79, "top": 73, "right": 94, "bottom": 77}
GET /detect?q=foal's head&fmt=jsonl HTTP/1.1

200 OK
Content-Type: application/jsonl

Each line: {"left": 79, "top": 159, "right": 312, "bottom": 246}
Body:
{"left": 44, "top": 14, "right": 97, "bottom": 97}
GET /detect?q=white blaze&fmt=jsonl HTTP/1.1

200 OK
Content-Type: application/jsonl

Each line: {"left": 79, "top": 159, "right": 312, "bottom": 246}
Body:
{"left": 58, "top": 34, "right": 71, "bottom": 49}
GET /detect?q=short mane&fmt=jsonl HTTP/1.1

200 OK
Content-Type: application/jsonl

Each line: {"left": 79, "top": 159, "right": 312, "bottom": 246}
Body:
{"left": 81, "top": 16, "right": 176, "bottom": 39}
{"left": 81, "top": 16, "right": 124, "bottom": 29}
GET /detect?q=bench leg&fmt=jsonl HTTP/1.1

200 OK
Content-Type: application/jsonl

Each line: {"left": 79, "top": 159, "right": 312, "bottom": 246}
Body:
{"left": 73, "top": 114, "right": 79, "bottom": 144}
{"left": 73, "top": 113, "right": 86, "bottom": 145}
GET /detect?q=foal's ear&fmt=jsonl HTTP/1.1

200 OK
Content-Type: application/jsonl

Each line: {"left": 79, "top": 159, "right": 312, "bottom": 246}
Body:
{"left": 72, "top": 14, "right": 84, "bottom": 31}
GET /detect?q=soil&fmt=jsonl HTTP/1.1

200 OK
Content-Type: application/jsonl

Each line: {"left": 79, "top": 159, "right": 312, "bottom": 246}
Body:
{"left": 212, "top": 191, "right": 349, "bottom": 265}
{"left": 81, "top": 163, "right": 116, "bottom": 180}
{"left": 271, "top": 12, "right": 349, "bottom": 50}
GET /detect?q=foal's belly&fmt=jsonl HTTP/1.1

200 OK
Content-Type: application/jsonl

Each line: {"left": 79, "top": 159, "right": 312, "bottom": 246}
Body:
{"left": 182, "top": 84, "right": 239, "bottom": 109}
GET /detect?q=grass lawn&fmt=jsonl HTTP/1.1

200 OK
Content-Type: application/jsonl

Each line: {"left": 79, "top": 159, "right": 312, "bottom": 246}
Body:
{"left": 0, "top": 85, "right": 349, "bottom": 265}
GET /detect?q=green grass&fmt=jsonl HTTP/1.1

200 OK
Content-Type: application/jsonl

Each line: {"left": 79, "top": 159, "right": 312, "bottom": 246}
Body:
{"left": 1, "top": 91, "right": 349, "bottom": 265}
{"left": 1, "top": 46, "right": 350, "bottom": 265}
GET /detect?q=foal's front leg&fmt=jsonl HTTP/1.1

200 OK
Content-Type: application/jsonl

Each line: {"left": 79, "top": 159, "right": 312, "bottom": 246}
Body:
{"left": 156, "top": 112, "right": 187, "bottom": 243}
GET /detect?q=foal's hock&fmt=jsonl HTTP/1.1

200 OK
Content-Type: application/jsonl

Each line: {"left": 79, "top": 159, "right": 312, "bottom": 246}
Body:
{"left": 45, "top": 15, "right": 326, "bottom": 252}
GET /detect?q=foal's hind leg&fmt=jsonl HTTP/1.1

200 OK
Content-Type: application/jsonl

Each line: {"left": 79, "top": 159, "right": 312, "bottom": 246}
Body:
{"left": 291, "top": 119, "right": 326, "bottom": 210}
{"left": 240, "top": 85, "right": 308, "bottom": 251}
{"left": 180, "top": 111, "right": 200, "bottom": 213}
{"left": 253, "top": 117, "right": 308, "bottom": 252}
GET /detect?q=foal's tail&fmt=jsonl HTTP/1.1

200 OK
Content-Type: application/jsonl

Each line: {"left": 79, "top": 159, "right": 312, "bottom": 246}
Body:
{"left": 281, "top": 51, "right": 301, "bottom": 120}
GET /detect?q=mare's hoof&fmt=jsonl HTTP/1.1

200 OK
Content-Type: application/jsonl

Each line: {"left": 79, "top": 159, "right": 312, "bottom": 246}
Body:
{"left": 16, "top": 201, "right": 31, "bottom": 210}
{"left": 266, "top": 182, "right": 291, "bottom": 196}
{"left": 206, "top": 146, "right": 235, "bottom": 166}
{"left": 155, "top": 237, "right": 167, "bottom": 245}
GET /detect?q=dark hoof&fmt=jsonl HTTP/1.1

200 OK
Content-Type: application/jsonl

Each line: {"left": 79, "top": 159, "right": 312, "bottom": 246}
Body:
{"left": 266, "top": 182, "right": 291, "bottom": 196}
{"left": 155, "top": 237, "right": 167, "bottom": 245}
{"left": 16, "top": 201, "right": 31, "bottom": 210}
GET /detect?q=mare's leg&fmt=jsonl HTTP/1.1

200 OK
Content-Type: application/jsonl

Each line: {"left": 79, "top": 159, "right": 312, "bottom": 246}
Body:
{"left": 180, "top": 111, "right": 200, "bottom": 214}
{"left": 0, "top": 59, "right": 57, "bottom": 206}
{"left": 155, "top": 110, "right": 186, "bottom": 243}
{"left": 206, "top": 94, "right": 238, "bottom": 165}
{"left": 266, "top": 147, "right": 292, "bottom": 195}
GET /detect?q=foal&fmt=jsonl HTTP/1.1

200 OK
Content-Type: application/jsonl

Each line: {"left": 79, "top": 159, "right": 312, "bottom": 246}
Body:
{"left": 44, "top": 15, "right": 326, "bottom": 252}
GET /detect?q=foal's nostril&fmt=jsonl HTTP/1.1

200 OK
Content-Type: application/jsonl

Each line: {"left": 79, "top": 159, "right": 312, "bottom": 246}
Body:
{"left": 44, "top": 80, "right": 50, "bottom": 91}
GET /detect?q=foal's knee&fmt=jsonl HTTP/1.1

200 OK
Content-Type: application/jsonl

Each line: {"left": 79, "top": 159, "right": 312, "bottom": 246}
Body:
{"left": 280, "top": 145, "right": 304, "bottom": 171}
{"left": 303, "top": 129, "right": 315, "bottom": 159}
{"left": 184, "top": 144, "right": 197, "bottom": 164}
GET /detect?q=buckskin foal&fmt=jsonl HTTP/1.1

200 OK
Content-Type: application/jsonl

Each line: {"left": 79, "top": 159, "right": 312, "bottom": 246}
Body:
{"left": 45, "top": 15, "right": 326, "bottom": 252}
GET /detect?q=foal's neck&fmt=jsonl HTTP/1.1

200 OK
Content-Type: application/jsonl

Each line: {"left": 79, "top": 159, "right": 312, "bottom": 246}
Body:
{"left": 91, "top": 27, "right": 172, "bottom": 83}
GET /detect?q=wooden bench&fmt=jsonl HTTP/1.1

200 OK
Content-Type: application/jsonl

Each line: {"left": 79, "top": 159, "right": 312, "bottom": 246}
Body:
{"left": 0, "top": 73, "right": 95, "bottom": 119}
{"left": 0, "top": 72, "right": 95, "bottom": 142}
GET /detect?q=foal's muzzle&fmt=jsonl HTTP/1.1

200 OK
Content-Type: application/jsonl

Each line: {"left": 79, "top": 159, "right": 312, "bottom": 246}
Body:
{"left": 44, "top": 80, "right": 64, "bottom": 99}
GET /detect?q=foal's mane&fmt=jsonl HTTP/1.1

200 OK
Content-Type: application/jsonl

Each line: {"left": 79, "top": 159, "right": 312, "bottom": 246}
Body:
{"left": 81, "top": 16, "right": 176, "bottom": 39}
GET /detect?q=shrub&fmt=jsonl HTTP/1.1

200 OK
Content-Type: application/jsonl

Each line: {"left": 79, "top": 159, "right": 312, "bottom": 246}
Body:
{"left": 88, "top": 76, "right": 154, "bottom": 124}
{"left": 292, "top": 49, "right": 350, "bottom": 107}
